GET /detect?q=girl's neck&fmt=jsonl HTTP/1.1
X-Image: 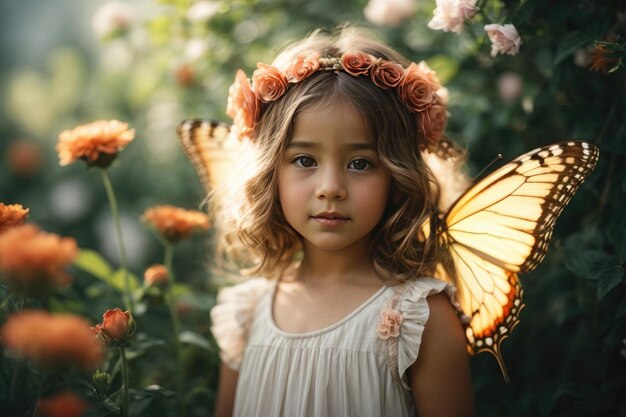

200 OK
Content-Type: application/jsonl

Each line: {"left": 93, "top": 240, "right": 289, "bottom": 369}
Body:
{"left": 297, "top": 236, "right": 380, "bottom": 285}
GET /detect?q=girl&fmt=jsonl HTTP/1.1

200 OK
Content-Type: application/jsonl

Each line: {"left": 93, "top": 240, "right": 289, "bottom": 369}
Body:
{"left": 210, "top": 26, "right": 475, "bottom": 417}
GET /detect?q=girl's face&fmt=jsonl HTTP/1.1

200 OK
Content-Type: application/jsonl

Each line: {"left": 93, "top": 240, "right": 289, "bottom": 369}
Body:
{"left": 277, "top": 99, "right": 391, "bottom": 253}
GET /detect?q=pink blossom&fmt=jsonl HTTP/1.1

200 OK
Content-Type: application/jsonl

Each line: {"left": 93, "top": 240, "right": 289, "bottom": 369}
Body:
{"left": 377, "top": 307, "right": 403, "bottom": 340}
{"left": 363, "top": 0, "right": 417, "bottom": 27}
{"left": 428, "top": 0, "right": 478, "bottom": 33}
{"left": 484, "top": 23, "right": 522, "bottom": 57}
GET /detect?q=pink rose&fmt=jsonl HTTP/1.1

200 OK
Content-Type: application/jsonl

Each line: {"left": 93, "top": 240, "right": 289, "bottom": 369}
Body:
{"left": 428, "top": 0, "right": 478, "bottom": 33}
{"left": 418, "top": 103, "right": 447, "bottom": 146}
{"left": 398, "top": 63, "right": 436, "bottom": 112}
{"left": 377, "top": 307, "right": 403, "bottom": 340}
{"left": 252, "top": 63, "right": 288, "bottom": 102}
{"left": 286, "top": 52, "right": 321, "bottom": 83}
{"left": 370, "top": 59, "right": 404, "bottom": 89}
{"left": 341, "top": 52, "right": 374, "bottom": 76}
{"left": 226, "top": 69, "right": 260, "bottom": 141}
{"left": 484, "top": 23, "right": 522, "bottom": 57}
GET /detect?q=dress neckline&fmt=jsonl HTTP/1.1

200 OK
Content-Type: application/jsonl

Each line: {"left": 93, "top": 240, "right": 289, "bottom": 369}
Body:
{"left": 267, "top": 279, "right": 389, "bottom": 339}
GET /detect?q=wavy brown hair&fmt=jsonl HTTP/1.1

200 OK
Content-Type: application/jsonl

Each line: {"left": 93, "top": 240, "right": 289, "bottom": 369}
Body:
{"left": 212, "top": 26, "right": 467, "bottom": 283}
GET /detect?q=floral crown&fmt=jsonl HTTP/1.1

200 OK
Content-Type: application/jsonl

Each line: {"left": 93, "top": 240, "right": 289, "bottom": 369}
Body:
{"left": 226, "top": 51, "right": 448, "bottom": 146}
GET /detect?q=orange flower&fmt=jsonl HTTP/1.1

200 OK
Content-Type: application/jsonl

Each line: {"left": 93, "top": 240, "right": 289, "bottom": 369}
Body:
{"left": 398, "top": 62, "right": 436, "bottom": 112}
{"left": 286, "top": 52, "right": 321, "bottom": 83}
{"left": 589, "top": 43, "right": 620, "bottom": 72}
{"left": 36, "top": 391, "right": 88, "bottom": 417}
{"left": 341, "top": 51, "right": 374, "bottom": 76}
{"left": 370, "top": 59, "right": 404, "bottom": 89}
{"left": 1, "top": 311, "right": 104, "bottom": 370}
{"left": 7, "top": 140, "right": 42, "bottom": 177}
{"left": 418, "top": 103, "right": 448, "bottom": 146}
{"left": 0, "top": 203, "right": 29, "bottom": 233}
{"left": 141, "top": 205, "right": 210, "bottom": 242}
{"left": 144, "top": 264, "right": 169, "bottom": 288}
{"left": 252, "top": 63, "right": 289, "bottom": 102}
{"left": 0, "top": 224, "right": 77, "bottom": 298}
{"left": 92, "top": 308, "right": 136, "bottom": 346}
{"left": 56, "top": 120, "right": 135, "bottom": 168}
{"left": 226, "top": 70, "right": 260, "bottom": 141}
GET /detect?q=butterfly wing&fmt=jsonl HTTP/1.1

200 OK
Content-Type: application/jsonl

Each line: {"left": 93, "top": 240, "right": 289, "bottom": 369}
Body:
{"left": 177, "top": 119, "right": 239, "bottom": 193}
{"left": 436, "top": 141, "right": 599, "bottom": 375}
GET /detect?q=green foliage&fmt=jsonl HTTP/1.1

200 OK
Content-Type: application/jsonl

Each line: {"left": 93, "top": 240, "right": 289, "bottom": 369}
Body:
{"left": 1, "top": 0, "right": 625, "bottom": 416}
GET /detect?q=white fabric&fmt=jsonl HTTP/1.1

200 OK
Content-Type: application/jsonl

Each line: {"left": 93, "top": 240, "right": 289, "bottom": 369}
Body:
{"left": 210, "top": 276, "right": 457, "bottom": 417}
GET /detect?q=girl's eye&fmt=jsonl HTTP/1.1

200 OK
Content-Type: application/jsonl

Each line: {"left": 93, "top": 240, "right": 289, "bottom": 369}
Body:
{"left": 348, "top": 159, "right": 371, "bottom": 171}
{"left": 294, "top": 156, "right": 316, "bottom": 168}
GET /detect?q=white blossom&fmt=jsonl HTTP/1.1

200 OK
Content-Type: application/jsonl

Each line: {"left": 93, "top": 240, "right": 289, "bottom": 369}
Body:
{"left": 484, "top": 23, "right": 522, "bottom": 57}
{"left": 363, "top": 0, "right": 417, "bottom": 27}
{"left": 92, "top": 2, "right": 134, "bottom": 39}
{"left": 428, "top": 0, "right": 478, "bottom": 33}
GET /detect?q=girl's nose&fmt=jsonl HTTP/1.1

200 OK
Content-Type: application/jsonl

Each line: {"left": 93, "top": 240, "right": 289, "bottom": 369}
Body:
{"left": 316, "top": 167, "right": 347, "bottom": 200}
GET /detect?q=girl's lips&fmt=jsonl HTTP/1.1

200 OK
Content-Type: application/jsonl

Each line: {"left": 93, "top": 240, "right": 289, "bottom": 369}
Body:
{"left": 311, "top": 213, "right": 350, "bottom": 226}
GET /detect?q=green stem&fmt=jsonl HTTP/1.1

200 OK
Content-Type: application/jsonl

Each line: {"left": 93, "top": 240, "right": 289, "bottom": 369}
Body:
{"left": 164, "top": 243, "right": 186, "bottom": 414}
{"left": 8, "top": 297, "right": 29, "bottom": 409}
{"left": 119, "top": 346, "right": 129, "bottom": 417}
{"left": 100, "top": 169, "right": 134, "bottom": 314}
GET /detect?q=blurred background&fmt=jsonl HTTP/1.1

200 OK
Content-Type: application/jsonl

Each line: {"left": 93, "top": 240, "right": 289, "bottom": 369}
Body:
{"left": 1, "top": 0, "right": 625, "bottom": 416}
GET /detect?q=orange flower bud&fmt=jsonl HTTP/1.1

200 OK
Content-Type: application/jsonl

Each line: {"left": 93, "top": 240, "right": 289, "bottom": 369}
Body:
{"left": 36, "top": 391, "right": 88, "bottom": 417}
{"left": 144, "top": 264, "right": 169, "bottom": 288}
{"left": 92, "top": 308, "right": 136, "bottom": 346}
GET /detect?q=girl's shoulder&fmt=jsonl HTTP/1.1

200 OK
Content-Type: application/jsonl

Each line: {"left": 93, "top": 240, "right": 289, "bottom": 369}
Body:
{"left": 382, "top": 277, "right": 463, "bottom": 389}
{"left": 210, "top": 277, "right": 275, "bottom": 371}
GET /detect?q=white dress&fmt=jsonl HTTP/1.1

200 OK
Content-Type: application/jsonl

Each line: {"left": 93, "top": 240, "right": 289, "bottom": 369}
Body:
{"left": 210, "top": 277, "right": 457, "bottom": 417}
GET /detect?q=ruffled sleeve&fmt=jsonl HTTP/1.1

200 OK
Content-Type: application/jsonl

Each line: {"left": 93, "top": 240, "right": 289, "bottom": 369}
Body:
{"left": 210, "top": 278, "right": 274, "bottom": 371}
{"left": 394, "top": 277, "right": 460, "bottom": 387}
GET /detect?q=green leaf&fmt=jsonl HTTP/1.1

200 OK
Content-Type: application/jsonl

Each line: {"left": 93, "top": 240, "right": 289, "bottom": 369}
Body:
{"left": 554, "top": 31, "right": 592, "bottom": 65}
{"left": 597, "top": 265, "right": 624, "bottom": 299}
{"left": 74, "top": 249, "right": 114, "bottom": 281}
{"left": 564, "top": 250, "right": 612, "bottom": 279}
{"left": 179, "top": 330, "right": 213, "bottom": 350}
{"left": 426, "top": 55, "right": 458, "bottom": 85}
{"left": 110, "top": 269, "right": 141, "bottom": 293}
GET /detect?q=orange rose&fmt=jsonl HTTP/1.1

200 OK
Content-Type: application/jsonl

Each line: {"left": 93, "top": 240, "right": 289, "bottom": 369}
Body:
{"left": 370, "top": 59, "right": 404, "bottom": 89}
{"left": 252, "top": 63, "right": 288, "bottom": 102}
{"left": 0, "top": 224, "right": 77, "bottom": 298}
{"left": 418, "top": 103, "right": 448, "bottom": 146}
{"left": 141, "top": 205, "right": 210, "bottom": 243}
{"left": 56, "top": 120, "right": 135, "bottom": 168}
{"left": 144, "top": 264, "right": 169, "bottom": 288}
{"left": 398, "top": 62, "right": 437, "bottom": 112}
{"left": 226, "top": 70, "right": 260, "bottom": 141}
{"left": 377, "top": 307, "right": 403, "bottom": 340}
{"left": 286, "top": 52, "right": 321, "bottom": 83}
{"left": 341, "top": 51, "right": 374, "bottom": 76}
{"left": 0, "top": 202, "right": 29, "bottom": 233}
{"left": 36, "top": 391, "right": 88, "bottom": 417}
{"left": 92, "top": 308, "right": 136, "bottom": 346}
{"left": 416, "top": 61, "right": 441, "bottom": 90}
{"left": 1, "top": 311, "right": 104, "bottom": 370}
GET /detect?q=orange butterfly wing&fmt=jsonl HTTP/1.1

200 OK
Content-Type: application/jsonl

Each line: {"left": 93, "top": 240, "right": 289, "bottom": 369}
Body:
{"left": 177, "top": 118, "right": 240, "bottom": 193}
{"left": 435, "top": 141, "right": 599, "bottom": 379}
